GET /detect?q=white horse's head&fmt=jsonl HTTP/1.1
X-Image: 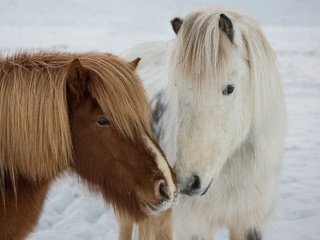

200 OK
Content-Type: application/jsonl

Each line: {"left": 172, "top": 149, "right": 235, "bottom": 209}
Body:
{"left": 169, "top": 7, "right": 284, "bottom": 196}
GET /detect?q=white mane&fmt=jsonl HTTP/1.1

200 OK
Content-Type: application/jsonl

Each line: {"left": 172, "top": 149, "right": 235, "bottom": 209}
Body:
{"left": 171, "top": 9, "right": 232, "bottom": 89}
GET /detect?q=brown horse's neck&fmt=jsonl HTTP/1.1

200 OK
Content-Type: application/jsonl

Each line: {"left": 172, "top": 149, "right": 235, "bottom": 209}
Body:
{"left": 0, "top": 175, "right": 51, "bottom": 240}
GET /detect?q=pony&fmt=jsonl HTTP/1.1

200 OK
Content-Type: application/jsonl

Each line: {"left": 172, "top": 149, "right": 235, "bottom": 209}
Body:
{"left": 118, "top": 6, "right": 286, "bottom": 240}
{"left": 0, "top": 51, "right": 179, "bottom": 240}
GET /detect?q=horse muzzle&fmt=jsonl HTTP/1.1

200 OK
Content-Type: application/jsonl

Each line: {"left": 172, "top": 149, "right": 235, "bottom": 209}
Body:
{"left": 179, "top": 174, "right": 213, "bottom": 196}
{"left": 140, "top": 179, "right": 179, "bottom": 215}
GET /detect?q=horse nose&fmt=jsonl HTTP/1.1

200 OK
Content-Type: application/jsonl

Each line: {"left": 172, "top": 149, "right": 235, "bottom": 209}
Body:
{"left": 181, "top": 175, "right": 202, "bottom": 195}
{"left": 159, "top": 182, "right": 170, "bottom": 200}
{"left": 187, "top": 175, "right": 201, "bottom": 191}
{"left": 189, "top": 175, "right": 201, "bottom": 191}
{"left": 156, "top": 180, "right": 171, "bottom": 201}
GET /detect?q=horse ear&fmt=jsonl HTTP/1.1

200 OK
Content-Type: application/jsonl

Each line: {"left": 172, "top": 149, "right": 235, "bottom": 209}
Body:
{"left": 219, "top": 14, "right": 234, "bottom": 43}
{"left": 171, "top": 17, "right": 183, "bottom": 34}
{"left": 67, "top": 59, "right": 90, "bottom": 99}
{"left": 128, "top": 57, "right": 141, "bottom": 70}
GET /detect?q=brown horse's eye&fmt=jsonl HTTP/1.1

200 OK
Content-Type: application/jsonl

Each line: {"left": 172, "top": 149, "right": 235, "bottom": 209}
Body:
{"left": 97, "top": 118, "right": 111, "bottom": 126}
{"left": 222, "top": 84, "right": 235, "bottom": 95}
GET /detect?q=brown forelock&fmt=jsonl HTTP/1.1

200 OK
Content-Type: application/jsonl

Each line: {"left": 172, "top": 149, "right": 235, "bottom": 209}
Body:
{"left": 79, "top": 53, "right": 153, "bottom": 142}
{"left": 0, "top": 51, "right": 153, "bottom": 188}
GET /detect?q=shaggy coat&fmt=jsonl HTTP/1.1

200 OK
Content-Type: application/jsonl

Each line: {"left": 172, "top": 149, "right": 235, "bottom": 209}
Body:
{"left": 0, "top": 52, "right": 178, "bottom": 240}
{"left": 119, "top": 6, "right": 286, "bottom": 240}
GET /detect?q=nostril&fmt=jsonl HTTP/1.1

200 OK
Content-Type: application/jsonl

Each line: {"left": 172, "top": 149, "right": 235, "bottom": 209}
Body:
{"left": 159, "top": 182, "right": 170, "bottom": 200}
{"left": 189, "top": 175, "right": 201, "bottom": 191}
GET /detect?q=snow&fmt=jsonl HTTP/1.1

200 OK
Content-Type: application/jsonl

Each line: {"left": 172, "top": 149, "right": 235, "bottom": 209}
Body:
{"left": 0, "top": 0, "right": 319, "bottom": 239}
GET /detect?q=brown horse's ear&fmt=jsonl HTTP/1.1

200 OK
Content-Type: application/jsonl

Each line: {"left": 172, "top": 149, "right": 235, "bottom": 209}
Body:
{"left": 128, "top": 57, "right": 141, "bottom": 70}
{"left": 219, "top": 14, "right": 234, "bottom": 44}
{"left": 171, "top": 17, "right": 183, "bottom": 34}
{"left": 67, "top": 59, "right": 91, "bottom": 99}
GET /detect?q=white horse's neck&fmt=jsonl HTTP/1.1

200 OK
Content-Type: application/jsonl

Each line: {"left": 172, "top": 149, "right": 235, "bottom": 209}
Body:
{"left": 153, "top": 42, "right": 179, "bottom": 166}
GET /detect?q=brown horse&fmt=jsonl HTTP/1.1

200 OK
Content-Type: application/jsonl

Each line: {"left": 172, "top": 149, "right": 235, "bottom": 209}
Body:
{"left": 0, "top": 52, "right": 179, "bottom": 240}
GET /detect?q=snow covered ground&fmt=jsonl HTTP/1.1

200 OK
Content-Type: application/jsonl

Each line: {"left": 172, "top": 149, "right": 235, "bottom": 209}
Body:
{"left": 0, "top": 0, "right": 319, "bottom": 239}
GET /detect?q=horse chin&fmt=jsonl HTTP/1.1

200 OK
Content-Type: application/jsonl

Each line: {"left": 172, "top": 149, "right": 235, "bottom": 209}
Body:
{"left": 139, "top": 199, "right": 175, "bottom": 216}
{"left": 140, "top": 199, "right": 159, "bottom": 215}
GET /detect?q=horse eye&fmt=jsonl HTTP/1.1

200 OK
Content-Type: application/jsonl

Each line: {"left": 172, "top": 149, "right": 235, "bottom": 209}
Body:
{"left": 222, "top": 85, "right": 235, "bottom": 95}
{"left": 97, "top": 118, "right": 111, "bottom": 126}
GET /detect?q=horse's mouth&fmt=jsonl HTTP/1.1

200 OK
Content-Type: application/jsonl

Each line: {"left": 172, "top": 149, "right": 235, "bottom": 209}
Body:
{"left": 201, "top": 178, "right": 213, "bottom": 196}
{"left": 141, "top": 200, "right": 161, "bottom": 215}
{"left": 140, "top": 199, "right": 160, "bottom": 214}
{"left": 141, "top": 199, "right": 174, "bottom": 215}
{"left": 140, "top": 192, "right": 179, "bottom": 215}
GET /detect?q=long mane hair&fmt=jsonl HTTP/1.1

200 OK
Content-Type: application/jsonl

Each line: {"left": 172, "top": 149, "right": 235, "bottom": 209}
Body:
{"left": 170, "top": 7, "right": 286, "bottom": 131}
{"left": 0, "top": 52, "right": 152, "bottom": 186}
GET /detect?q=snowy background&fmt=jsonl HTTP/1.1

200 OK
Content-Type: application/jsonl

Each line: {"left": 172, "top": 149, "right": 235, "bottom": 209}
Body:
{"left": 0, "top": 0, "right": 319, "bottom": 239}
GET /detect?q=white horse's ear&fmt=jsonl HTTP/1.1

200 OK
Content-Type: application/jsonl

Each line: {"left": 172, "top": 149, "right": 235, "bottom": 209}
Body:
{"left": 219, "top": 14, "right": 234, "bottom": 43}
{"left": 171, "top": 17, "right": 183, "bottom": 34}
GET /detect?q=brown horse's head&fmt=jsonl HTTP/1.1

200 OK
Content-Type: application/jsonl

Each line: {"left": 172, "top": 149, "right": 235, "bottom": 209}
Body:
{"left": 66, "top": 55, "right": 178, "bottom": 221}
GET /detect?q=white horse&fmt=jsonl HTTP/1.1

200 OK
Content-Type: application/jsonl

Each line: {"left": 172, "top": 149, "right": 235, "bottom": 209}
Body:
{"left": 119, "top": 6, "right": 286, "bottom": 240}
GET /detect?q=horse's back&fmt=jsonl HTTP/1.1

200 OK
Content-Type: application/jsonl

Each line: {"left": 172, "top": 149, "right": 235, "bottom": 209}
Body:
{"left": 121, "top": 41, "right": 170, "bottom": 100}
{"left": 121, "top": 41, "right": 169, "bottom": 69}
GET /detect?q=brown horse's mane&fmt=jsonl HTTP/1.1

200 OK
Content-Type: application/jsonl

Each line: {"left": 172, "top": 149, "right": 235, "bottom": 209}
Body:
{"left": 0, "top": 51, "right": 151, "bottom": 185}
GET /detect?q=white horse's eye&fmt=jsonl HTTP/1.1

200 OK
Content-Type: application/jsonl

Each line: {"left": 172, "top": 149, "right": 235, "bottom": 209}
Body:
{"left": 222, "top": 85, "right": 235, "bottom": 95}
